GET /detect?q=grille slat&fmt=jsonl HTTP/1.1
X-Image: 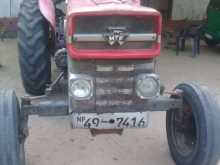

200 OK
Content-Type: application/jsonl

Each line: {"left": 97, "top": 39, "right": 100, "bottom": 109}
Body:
{"left": 95, "top": 61, "right": 149, "bottom": 113}
{"left": 70, "top": 59, "right": 155, "bottom": 113}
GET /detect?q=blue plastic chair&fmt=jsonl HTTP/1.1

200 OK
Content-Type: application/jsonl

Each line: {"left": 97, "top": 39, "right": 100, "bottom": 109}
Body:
{"left": 176, "top": 25, "right": 202, "bottom": 57}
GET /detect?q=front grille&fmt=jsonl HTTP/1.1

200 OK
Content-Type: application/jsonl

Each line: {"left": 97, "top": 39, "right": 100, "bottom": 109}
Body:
{"left": 73, "top": 15, "right": 156, "bottom": 50}
{"left": 75, "top": 15, "right": 154, "bottom": 34}
{"left": 95, "top": 70, "right": 134, "bottom": 112}
{"left": 69, "top": 59, "right": 155, "bottom": 113}
{"left": 94, "top": 60, "right": 154, "bottom": 113}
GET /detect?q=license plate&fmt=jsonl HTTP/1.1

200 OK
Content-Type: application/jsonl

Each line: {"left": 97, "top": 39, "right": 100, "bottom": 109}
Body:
{"left": 71, "top": 112, "right": 149, "bottom": 129}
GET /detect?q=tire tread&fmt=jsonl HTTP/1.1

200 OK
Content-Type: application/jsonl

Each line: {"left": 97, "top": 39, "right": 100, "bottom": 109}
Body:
{"left": 18, "top": 0, "right": 51, "bottom": 95}
{"left": 0, "top": 90, "right": 23, "bottom": 165}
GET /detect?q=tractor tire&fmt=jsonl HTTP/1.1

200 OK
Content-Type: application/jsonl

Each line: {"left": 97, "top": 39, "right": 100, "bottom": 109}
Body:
{"left": 18, "top": 0, "right": 51, "bottom": 96}
{"left": 166, "top": 83, "right": 220, "bottom": 165}
{"left": 0, "top": 90, "right": 25, "bottom": 165}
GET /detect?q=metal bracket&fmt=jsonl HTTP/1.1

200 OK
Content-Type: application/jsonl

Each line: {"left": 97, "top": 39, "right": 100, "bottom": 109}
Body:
{"left": 21, "top": 72, "right": 69, "bottom": 116}
{"left": 45, "top": 71, "right": 65, "bottom": 95}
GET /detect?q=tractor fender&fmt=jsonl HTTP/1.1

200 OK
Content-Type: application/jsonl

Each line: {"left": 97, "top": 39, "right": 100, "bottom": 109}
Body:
{"left": 39, "top": 0, "right": 56, "bottom": 30}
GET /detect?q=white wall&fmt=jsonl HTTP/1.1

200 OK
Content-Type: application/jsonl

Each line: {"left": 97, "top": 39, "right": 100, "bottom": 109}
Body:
{"left": 0, "top": 0, "right": 210, "bottom": 20}
{"left": 172, "top": 0, "right": 210, "bottom": 20}
{"left": 0, "top": 0, "right": 20, "bottom": 17}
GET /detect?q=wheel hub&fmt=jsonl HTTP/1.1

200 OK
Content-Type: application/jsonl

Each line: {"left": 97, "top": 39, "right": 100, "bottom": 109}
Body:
{"left": 172, "top": 102, "right": 197, "bottom": 156}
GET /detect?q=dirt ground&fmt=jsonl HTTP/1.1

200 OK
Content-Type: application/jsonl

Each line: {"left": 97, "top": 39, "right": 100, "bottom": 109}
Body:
{"left": 0, "top": 39, "right": 220, "bottom": 165}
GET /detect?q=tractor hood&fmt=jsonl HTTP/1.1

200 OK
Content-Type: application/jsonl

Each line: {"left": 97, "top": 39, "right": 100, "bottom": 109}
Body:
{"left": 66, "top": 0, "right": 162, "bottom": 60}
{"left": 67, "top": 0, "right": 159, "bottom": 18}
{"left": 67, "top": 0, "right": 140, "bottom": 12}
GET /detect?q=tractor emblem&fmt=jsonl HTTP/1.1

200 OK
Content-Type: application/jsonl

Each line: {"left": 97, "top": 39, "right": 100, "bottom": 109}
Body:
{"left": 104, "top": 27, "right": 129, "bottom": 46}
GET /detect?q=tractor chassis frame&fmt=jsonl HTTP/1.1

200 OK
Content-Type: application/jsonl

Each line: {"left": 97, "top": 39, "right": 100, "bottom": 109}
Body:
{"left": 18, "top": 73, "right": 183, "bottom": 137}
{"left": 20, "top": 90, "right": 183, "bottom": 117}
{"left": 20, "top": 91, "right": 182, "bottom": 136}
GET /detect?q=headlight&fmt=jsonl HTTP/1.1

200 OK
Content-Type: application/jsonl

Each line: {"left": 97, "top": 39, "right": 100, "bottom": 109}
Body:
{"left": 136, "top": 74, "right": 160, "bottom": 99}
{"left": 70, "top": 79, "right": 93, "bottom": 100}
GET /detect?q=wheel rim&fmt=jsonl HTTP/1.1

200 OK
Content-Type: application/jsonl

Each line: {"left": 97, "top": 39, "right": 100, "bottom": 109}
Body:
{"left": 171, "top": 100, "right": 198, "bottom": 157}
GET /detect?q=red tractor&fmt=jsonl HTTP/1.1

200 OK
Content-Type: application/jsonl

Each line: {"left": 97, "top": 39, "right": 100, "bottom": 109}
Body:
{"left": 0, "top": 0, "right": 220, "bottom": 165}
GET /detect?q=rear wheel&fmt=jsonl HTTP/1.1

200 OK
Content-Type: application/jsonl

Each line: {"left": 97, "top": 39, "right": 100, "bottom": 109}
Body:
{"left": 18, "top": 0, "right": 51, "bottom": 96}
{"left": 166, "top": 83, "right": 220, "bottom": 165}
{"left": 0, "top": 90, "right": 26, "bottom": 165}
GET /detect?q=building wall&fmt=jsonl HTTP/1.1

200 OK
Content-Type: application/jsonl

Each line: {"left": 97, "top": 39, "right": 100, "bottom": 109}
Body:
{"left": 0, "top": 0, "right": 20, "bottom": 17}
{"left": 172, "top": 0, "right": 210, "bottom": 20}
{"left": 0, "top": 0, "right": 170, "bottom": 17}
{"left": 149, "top": 0, "right": 209, "bottom": 20}
{"left": 0, "top": 0, "right": 210, "bottom": 20}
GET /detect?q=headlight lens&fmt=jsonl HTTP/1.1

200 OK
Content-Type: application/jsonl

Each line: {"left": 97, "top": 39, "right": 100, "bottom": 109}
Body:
{"left": 136, "top": 74, "right": 160, "bottom": 99}
{"left": 70, "top": 79, "right": 93, "bottom": 100}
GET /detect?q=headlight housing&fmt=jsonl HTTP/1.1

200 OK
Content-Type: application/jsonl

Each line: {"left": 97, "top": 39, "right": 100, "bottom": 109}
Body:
{"left": 136, "top": 74, "right": 160, "bottom": 99}
{"left": 69, "top": 75, "right": 93, "bottom": 100}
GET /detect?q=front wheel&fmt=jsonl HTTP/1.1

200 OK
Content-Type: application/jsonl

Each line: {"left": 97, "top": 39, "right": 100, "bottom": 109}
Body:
{"left": 0, "top": 90, "right": 26, "bottom": 165}
{"left": 166, "top": 83, "right": 220, "bottom": 165}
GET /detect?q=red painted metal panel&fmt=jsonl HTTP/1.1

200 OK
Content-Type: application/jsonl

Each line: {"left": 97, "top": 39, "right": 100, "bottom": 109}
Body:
{"left": 38, "top": 0, "right": 55, "bottom": 29}
{"left": 67, "top": 0, "right": 140, "bottom": 11}
{"left": 66, "top": 3, "right": 162, "bottom": 60}
{"left": 67, "top": 43, "right": 161, "bottom": 60}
